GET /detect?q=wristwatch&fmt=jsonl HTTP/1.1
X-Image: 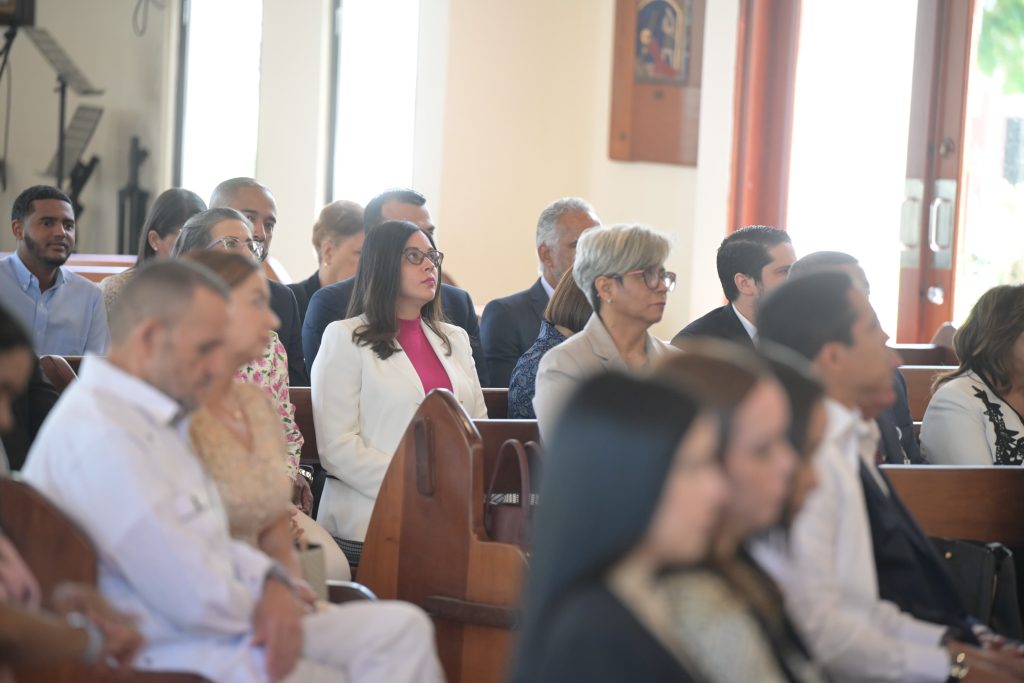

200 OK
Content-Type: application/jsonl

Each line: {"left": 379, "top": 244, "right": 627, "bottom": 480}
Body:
{"left": 66, "top": 611, "right": 104, "bottom": 664}
{"left": 947, "top": 651, "right": 969, "bottom": 681}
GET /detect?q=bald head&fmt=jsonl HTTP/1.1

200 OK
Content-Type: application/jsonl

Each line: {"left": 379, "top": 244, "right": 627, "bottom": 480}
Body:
{"left": 109, "top": 260, "right": 229, "bottom": 344}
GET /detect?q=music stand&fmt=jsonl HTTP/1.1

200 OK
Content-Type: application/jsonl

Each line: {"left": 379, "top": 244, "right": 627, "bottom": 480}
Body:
{"left": 22, "top": 27, "right": 102, "bottom": 188}
{"left": 43, "top": 104, "right": 101, "bottom": 179}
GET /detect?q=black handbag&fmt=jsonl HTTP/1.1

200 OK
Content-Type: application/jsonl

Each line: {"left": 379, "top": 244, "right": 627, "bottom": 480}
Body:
{"left": 931, "top": 538, "right": 1024, "bottom": 639}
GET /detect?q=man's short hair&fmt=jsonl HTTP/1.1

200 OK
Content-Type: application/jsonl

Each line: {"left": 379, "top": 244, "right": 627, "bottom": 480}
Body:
{"left": 717, "top": 225, "right": 791, "bottom": 301}
{"left": 312, "top": 200, "right": 364, "bottom": 253}
{"left": 788, "top": 251, "right": 859, "bottom": 280}
{"left": 209, "top": 177, "right": 270, "bottom": 209}
{"left": 363, "top": 188, "right": 426, "bottom": 231}
{"left": 757, "top": 270, "right": 857, "bottom": 361}
{"left": 535, "top": 197, "right": 595, "bottom": 249}
{"left": 11, "top": 185, "right": 73, "bottom": 222}
{"left": 109, "top": 260, "right": 229, "bottom": 344}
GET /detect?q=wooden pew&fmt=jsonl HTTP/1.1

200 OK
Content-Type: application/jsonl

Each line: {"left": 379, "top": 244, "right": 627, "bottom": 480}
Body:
{"left": 357, "top": 391, "right": 530, "bottom": 683}
{"left": 0, "top": 478, "right": 209, "bottom": 682}
{"left": 891, "top": 343, "right": 958, "bottom": 366}
{"left": 40, "top": 355, "right": 78, "bottom": 393}
{"left": 483, "top": 388, "right": 508, "bottom": 419}
{"left": 898, "top": 365, "right": 948, "bottom": 422}
{"left": 66, "top": 254, "right": 135, "bottom": 283}
{"left": 883, "top": 466, "right": 1024, "bottom": 546}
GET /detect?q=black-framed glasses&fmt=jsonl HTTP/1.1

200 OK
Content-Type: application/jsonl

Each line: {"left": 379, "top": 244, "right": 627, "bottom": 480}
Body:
{"left": 403, "top": 247, "right": 443, "bottom": 268}
{"left": 615, "top": 266, "right": 676, "bottom": 292}
{"left": 207, "top": 236, "right": 264, "bottom": 260}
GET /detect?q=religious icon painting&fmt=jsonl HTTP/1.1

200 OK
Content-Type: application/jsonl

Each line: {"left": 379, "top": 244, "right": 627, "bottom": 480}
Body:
{"left": 634, "top": 0, "right": 693, "bottom": 85}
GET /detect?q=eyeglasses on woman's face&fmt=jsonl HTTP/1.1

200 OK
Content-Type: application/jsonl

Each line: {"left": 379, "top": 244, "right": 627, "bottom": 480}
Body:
{"left": 615, "top": 266, "right": 676, "bottom": 292}
{"left": 402, "top": 247, "right": 443, "bottom": 268}
{"left": 207, "top": 236, "right": 264, "bottom": 260}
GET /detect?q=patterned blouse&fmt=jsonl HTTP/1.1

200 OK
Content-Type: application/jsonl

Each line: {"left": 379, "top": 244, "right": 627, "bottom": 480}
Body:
{"left": 189, "top": 382, "right": 292, "bottom": 546}
{"left": 235, "top": 330, "right": 304, "bottom": 479}
{"left": 508, "top": 321, "right": 566, "bottom": 419}
{"left": 98, "top": 269, "right": 134, "bottom": 317}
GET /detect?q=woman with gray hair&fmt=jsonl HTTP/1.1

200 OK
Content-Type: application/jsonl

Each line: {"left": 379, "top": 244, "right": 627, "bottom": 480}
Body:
{"left": 532, "top": 223, "right": 676, "bottom": 438}
{"left": 171, "top": 207, "right": 264, "bottom": 260}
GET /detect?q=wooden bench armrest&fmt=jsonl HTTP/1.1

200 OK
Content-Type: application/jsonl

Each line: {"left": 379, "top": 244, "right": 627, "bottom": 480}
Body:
{"left": 422, "top": 595, "right": 520, "bottom": 629}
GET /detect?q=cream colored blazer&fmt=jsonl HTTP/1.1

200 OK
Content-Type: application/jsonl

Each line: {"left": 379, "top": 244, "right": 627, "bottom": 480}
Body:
{"left": 311, "top": 315, "right": 488, "bottom": 541}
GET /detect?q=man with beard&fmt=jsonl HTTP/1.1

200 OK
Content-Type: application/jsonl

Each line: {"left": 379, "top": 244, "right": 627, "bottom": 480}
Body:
{"left": 0, "top": 185, "right": 108, "bottom": 355}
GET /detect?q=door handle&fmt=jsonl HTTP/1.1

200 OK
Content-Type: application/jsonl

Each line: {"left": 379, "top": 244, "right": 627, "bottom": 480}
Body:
{"left": 928, "top": 196, "right": 953, "bottom": 252}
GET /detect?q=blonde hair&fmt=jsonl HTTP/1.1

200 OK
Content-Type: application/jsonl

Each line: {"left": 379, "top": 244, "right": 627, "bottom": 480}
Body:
{"left": 311, "top": 200, "right": 364, "bottom": 260}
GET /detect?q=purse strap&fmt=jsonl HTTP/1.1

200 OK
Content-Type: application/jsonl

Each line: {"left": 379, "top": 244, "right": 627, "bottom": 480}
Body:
{"left": 487, "top": 439, "right": 531, "bottom": 511}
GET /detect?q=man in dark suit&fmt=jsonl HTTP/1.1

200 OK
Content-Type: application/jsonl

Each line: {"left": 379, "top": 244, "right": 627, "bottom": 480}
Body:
{"left": 301, "top": 188, "right": 489, "bottom": 385}
{"left": 788, "top": 251, "right": 926, "bottom": 464}
{"left": 480, "top": 197, "right": 600, "bottom": 387}
{"left": 288, "top": 200, "right": 365, "bottom": 325}
{"left": 210, "top": 178, "right": 309, "bottom": 386}
{"left": 672, "top": 225, "right": 795, "bottom": 349}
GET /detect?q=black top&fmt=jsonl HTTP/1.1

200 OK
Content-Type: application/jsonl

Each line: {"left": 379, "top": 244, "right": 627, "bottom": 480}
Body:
{"left": 300, "top": 276, "right": 489, "bottom": 386}
{"left": 287, "top": 270, "right": 321, "bottom": 327}
{"left": 2, "top": 358, "right": 59, "bottom": 470}
{"left": 531, "top": 583, "right": 698, "bottom": 683}
{"left": 480, "top": 278, "right": 549, "bottom": 388}
{"left": 877, "top": 369, "right": 926, "bottom": 464}
{"left": 269, "top": 279, "right": 308, "bottom": 387}
{"left": 672, "top": 304, "right": 754, "bottom": 349}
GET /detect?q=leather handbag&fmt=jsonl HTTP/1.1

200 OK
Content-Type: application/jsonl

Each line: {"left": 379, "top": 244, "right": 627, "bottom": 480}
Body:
{"left": 484, "top": 439, "right": 540, "bottom": 550}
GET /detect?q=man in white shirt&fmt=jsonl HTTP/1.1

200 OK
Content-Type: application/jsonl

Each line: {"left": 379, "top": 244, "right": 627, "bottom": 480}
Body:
{"left": 23, "top": 260, "right": 443, "bottom": 683}
{"left": 753, "top": 271, "right": 1021, "bottom": 682}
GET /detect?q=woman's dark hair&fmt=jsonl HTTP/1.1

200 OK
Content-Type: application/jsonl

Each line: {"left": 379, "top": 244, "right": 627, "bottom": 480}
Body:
{"left": 347, "top": 220, "right": 447, "bottom": 360}
{"left": 137, "top": 189, "right": 208, "bottom": 261}
{"left": 759, "top": 341, "right": 825, "bottom": 457}
{"left": 936, "top": 284, "right": 1024, "bottom": 394}
{"left": 182, "top": 250, "right": 260, "bottom": 290}
{"left": 543, "top": 269, "right": 592, "bottom": 334}
{"left": 659, "top": 337, "right": 771, "bottom": 430}
{"left": 0, "top": 305, "right": 31, "bottom": 353}
{"left": 512, "top": 372, "right": 706, "bottom": 682}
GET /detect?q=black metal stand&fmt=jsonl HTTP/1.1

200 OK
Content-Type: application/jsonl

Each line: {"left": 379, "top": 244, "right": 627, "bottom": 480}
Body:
{"left": 55, "top": 76, "right": 65, "bottom": 189}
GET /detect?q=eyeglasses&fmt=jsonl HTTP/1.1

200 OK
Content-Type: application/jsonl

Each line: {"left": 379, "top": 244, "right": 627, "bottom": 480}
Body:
{"left": 615, "top": 266, "right": 676, "bottom": 292}
{"left": 403, "top": 248, "right": 443, "bottom": 268}
{"left": 207, "top": 236, "right": 264, "bottom": 260}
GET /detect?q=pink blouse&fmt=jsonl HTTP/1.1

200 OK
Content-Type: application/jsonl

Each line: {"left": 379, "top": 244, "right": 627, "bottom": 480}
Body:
{"left": 397, "top": 318, "right": 453, "bottom": 393}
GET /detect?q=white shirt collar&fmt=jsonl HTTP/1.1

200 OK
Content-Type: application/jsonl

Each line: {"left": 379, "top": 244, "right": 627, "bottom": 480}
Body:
{"left": 540, "top": 275, "right": 555, "bottom": 299}
{"left": 731, "top": 303, "right": 757, "bottom": 341}
{"left": 78, "top": 356, "right": 185, "bottom": 428}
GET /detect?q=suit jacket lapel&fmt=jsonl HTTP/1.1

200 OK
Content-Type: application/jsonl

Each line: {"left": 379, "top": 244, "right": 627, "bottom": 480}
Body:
{"left": 528, "top": 278, "right": 549, "bottom": 323}
{"left": 724, "top": 306, "right": 756, "bottom": 348}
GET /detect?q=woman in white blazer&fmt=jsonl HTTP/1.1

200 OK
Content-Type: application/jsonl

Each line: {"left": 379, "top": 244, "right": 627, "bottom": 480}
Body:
{"left": 921, "top": 284, "right": 1024, "bottom": 465}
{"left": 533, "top": 223, "right": 676, "bottom": 439}
{"left": 311, "top": 220, "right": 487, "bottom": 564}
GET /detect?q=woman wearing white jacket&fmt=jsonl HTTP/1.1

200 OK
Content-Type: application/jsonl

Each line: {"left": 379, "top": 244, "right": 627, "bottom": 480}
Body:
{"left": 311, "top": 220, "right": 487, "bottom": 566}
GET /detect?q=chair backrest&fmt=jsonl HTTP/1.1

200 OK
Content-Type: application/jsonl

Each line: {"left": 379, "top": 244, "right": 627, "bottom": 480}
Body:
{"left": 359, "top": 390, "right": 528, "bottom": 683}
{"left": 40, "top": 355, "right": 78, "bottom": 394}
{"left": 898, "top": 365, "right": 947, "bottom": 422}
{"left": 483, "top": 388, "right": 508, "bottom": 419}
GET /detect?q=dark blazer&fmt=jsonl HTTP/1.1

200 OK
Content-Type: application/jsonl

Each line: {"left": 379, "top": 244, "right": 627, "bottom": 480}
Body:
{"left": 269, "top": 279, "right": 309, "bottom": 386}
{"left": 287, "top": 271, "right": 321, "bottom": 326}
{"left": 877, "top": 369, "right": 926, "bottom": 464}
{"left": 480, "top": 278, "right": 549, "bottom": 388}
{"left": 301, "top": 277, "right": 489, "bottom": 386}
{"left": 672, "top": 304, "right": 754, "bottom": 349}
{"left": 2, "top": 358, "right": 59, "bottom": 471}
{"left": 859, "top": 461, "right": 975, "bottom": 638}
{"left": 528, "top": 584, "right": 697, "bottom": 683}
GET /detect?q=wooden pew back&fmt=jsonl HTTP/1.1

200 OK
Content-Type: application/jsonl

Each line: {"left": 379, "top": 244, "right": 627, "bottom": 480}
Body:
{"left": 898, "top": 365, "right": 948, "bottom": 422}
{"left": 883, "top": 466, "right": 1024, "bottom": 546}
{"left": 891, "top": 343, "right": 958, "bottom": 366}
{"left": 40, "top": 355, "right": 78, "bottom": 393}
{"left": 483, "top": 388, "right": 508, "bottom": 419}
{"left": 358, "top": 391, "right": 528, "bottom": 683}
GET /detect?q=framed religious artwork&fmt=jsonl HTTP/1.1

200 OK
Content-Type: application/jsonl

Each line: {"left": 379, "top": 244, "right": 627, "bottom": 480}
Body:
{"left": 610, "top": 0, "right": 705, "bottom": 166}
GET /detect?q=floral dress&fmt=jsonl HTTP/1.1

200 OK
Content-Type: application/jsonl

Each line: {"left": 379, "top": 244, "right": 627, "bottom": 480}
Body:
{"left": 234, "top": 330, "right": 303, "bottom": 479}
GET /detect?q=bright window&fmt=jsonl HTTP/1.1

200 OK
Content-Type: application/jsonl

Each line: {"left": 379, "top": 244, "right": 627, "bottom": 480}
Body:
{"left": 179, "top": 1, "right": 263, "bottom": 202}
{"left": 332, "top": 0, "right": 421, "bottom": 205}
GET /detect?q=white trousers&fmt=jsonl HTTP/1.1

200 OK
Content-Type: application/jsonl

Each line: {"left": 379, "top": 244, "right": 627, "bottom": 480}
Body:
{"left": 293, "top": 510, "right": 352, "bottom": 582}
{"left": 281, "top": 600, "right": 445, "bottom": 683}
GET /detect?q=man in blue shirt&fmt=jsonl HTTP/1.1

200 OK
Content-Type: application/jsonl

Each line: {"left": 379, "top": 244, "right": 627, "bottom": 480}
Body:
{"left": 0, "top": 186, "right": 108, "bottom": 356}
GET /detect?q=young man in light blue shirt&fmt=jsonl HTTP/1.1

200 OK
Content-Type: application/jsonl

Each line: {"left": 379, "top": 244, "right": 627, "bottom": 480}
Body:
{"left": 0, "top": 185, "right": 108, "bottom": 356}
